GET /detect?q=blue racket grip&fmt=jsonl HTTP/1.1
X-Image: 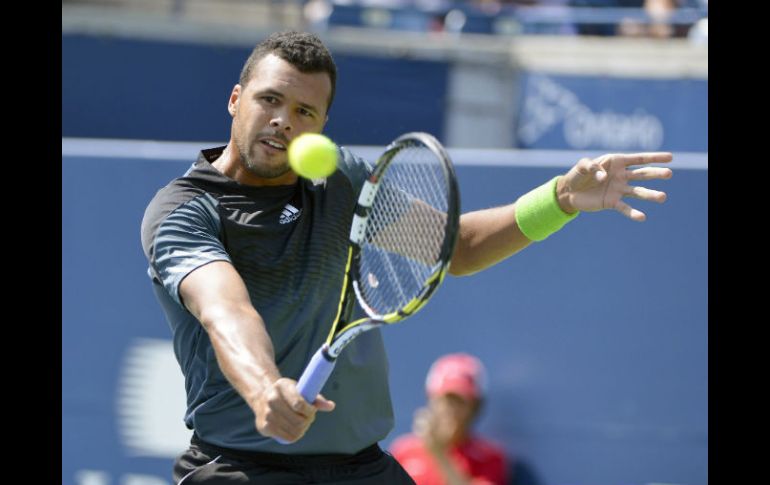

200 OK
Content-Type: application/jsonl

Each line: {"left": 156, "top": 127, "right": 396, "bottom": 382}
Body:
{"left": 296, "top": 345, "right": 336, "bottom": 403}
{"left": 275, "top": 346, "right": 336, "bottom": 445}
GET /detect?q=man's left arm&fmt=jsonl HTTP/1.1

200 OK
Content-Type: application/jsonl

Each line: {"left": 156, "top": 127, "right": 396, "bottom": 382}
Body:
{"left": 449, "top": 152, "right": 673, "bottom": 276}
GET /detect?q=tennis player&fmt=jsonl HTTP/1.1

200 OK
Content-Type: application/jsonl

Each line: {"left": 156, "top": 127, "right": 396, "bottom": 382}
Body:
{"left": 140, "top": 31, "right": 673, "bottom": 484}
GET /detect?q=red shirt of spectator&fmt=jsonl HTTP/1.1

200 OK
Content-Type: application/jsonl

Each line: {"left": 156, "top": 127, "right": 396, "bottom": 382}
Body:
{"left": 390, "top": 433, "right": 510, "bottom": 485}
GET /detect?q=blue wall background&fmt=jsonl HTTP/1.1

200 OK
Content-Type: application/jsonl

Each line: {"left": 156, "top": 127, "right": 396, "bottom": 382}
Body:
{"left": 62, "top": 34, "right": 448, "bottom": 145}
{"left": 62, "top": 32, "right": 707, "bottom": 485}
{"left": 62, "top": 154, "right": 707, "bottom": 485}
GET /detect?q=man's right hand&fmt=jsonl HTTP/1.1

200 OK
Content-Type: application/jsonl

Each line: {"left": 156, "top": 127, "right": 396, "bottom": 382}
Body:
{"left": 252, "top": 377, "right": 336, "bottom": 443}
{"left": 180, "top": 261, "right": 335, "bottom": 443}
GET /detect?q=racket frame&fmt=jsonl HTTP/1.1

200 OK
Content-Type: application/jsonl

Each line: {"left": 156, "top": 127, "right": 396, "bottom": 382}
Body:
{"left": 290, "top": 132, "right": 460, "bottom": 425}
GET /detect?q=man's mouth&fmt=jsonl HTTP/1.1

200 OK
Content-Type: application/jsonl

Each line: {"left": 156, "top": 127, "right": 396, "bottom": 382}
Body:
{"left": 261, "top": 139, "right": 287, "bottom": 151}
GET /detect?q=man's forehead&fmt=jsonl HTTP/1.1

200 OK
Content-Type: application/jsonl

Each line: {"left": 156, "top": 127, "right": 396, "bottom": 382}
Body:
{"left": 244, "top": 53, "right": 332, "bottom": 110}
{"left": 247, "top": 54, "right": 329, "bottom": 88}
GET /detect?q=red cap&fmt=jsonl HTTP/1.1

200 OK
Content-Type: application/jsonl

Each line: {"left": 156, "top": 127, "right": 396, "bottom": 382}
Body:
{"left": 425, "top": 353, "right": 487, "bottom": 400}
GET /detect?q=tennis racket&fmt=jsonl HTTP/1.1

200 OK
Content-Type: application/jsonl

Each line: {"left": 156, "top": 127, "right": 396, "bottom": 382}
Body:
{"left": 278, "top": 132, "right": 460, "bottom": 443}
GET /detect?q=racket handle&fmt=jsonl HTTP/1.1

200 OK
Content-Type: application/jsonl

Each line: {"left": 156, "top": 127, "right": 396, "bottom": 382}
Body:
{"left": 275, "top": 346, "right": 336, "bottom": 445}
{"left": 296, "top": 345, "right": 336, "bottom": 403}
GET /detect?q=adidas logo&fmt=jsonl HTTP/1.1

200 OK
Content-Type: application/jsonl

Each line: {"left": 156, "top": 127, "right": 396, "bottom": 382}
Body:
{"left": 279, "top": 204, "right": 302, "bottom": 224}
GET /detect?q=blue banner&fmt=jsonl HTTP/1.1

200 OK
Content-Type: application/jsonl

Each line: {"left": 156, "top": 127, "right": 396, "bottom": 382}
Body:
{"left": 515, "top": 72, "right": 708, "bottom": 152}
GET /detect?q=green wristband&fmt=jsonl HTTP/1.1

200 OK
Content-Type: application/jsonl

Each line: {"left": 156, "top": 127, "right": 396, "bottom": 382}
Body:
{"left": 515, "top": 176, "right": 579, "bottom": 242}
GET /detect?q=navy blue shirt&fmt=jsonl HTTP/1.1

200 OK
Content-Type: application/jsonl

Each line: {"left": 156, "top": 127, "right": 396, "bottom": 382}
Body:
{"left": 141, "top": 146, "right": 395, "bottom": 453}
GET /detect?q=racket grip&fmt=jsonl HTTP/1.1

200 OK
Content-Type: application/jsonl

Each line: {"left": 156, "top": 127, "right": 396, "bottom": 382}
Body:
{"left": 296, "top": 345, "right": 336, "bottom": 403}
{"left": 274, "top": 346, "right": 336, "bottom": 445}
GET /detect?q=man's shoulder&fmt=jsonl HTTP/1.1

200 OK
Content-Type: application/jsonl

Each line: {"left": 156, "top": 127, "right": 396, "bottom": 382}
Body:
{"left": 144, "top": 172, "right": 210, "bottom": 221}
{"left": 140, "top": 159, "right": 223, "bottom": 255}
{"left": 143, "top": 152, "right": 228, "bottom": 213}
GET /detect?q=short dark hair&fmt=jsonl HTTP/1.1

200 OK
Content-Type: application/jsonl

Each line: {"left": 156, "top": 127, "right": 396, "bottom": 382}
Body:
{"left": 239, "top": 31, "right": 338, "bottom": 113}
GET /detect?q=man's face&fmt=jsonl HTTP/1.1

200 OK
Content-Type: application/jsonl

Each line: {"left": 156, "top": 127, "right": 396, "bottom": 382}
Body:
{"left": 229, "top": 53, "right": 331, "bottom": 180}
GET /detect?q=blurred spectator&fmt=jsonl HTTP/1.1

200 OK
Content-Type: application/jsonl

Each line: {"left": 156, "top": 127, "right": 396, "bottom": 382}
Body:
{"left": 390, "top": 353, "right": 536, "bottom": 485}
{"left": 318, "top": 0, "right": 701, "bottom": 37}
{"left": 569, "top": 0, "right": 690, "bottom": 37}
{"left": 619, "top": 0, "right": 677, "bottom": 38}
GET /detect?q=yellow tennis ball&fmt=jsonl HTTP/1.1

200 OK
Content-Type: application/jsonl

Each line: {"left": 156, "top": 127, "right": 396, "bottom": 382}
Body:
{"left": 288, "top": 133, "right": 338, "bottom": 179}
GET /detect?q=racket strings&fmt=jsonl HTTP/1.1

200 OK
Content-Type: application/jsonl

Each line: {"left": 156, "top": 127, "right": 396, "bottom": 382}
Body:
{"left": 358, "top": 143, "right": 450, "bottom": 316}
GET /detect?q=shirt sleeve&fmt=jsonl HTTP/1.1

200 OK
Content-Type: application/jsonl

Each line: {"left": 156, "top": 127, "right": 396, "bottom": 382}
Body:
{"left": 148, "top": 193, "right": 231, "bottom": 306}
{"left": 337, "top": 146, "right": 374, "bottom": 194}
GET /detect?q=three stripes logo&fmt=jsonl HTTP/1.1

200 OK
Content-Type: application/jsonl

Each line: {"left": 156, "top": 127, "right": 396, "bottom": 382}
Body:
{"left": 279, "top": 204, "right": 302, "bottom": 224}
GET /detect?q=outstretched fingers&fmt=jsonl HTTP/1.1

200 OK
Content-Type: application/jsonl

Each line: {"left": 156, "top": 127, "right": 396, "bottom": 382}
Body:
{"left": 617, "top": 152, "right": 673, "bottom": 167}
{"left": 624, "top": 185, "right": 667, "bottom": 203}
{"left": 628, "top": 166, "right": 673, "bottom": 181}
{"left": 564, "top": 152, "right": 673, "bottom": 219}
{"left": 614, "top": 200, "right": 646, "bottom": 222}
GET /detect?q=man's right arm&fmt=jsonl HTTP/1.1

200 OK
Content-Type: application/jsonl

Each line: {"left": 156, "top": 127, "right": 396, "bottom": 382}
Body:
{"left": 179, "top": 260, "right": 335, "bottom": 443}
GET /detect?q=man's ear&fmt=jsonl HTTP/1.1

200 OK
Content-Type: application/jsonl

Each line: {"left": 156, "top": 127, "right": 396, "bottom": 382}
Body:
{"left": 228, "top": 84, "right": 242, "bottom": 117}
